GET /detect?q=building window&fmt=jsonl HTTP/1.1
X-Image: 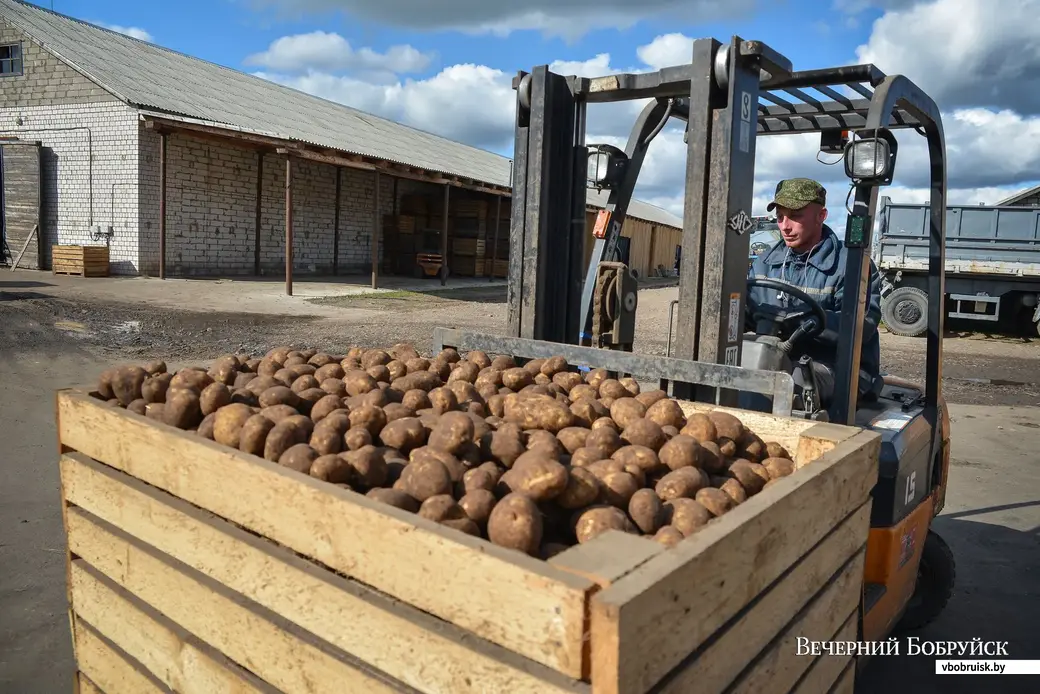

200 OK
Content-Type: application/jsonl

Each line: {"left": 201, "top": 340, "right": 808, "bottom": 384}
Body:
{"left": 0, "top": 43, "right": 23, "bottom": 76}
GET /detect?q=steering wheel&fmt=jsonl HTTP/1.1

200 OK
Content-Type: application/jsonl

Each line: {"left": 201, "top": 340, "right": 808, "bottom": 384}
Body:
{"left": 745, "top": 277, "right": 828, "bottom": 347}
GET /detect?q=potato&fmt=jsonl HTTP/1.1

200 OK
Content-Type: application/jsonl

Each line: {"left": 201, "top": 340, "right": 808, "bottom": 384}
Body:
{"left": 699, "top": 441, "right": 727, "bottom": 474}
{"left": 611, "top": 445, "right": 660, "bottom": 474}
{"left": 681, "top": 413, "right": 718, "bottom": 443}
{"left": 487, "top": 493, "right": 542, "bottom": 555}
{"left": 366, "top": 365, "right": 391, "bottom": 383}
{"left": 717, "top": 437, "right": 738, "bottom": 459}
{"left": 197, "top": 382, "right": 230, "bottom": 416}
{"left": 503, "top": 394, "right": 575, "bottom": 433}
{"left": 609, "top": 398, "right": 646, "bottom": 430}
{"left": 552, "top": 371, "right": 583, "bottom": 393}
{"left": 570, "top": 397, "right": 610, "bottom": 428}
{"left": 400, "top": 389, "right": 430, "bottom": 412}
{"left": 628, "top": 488, "right": 664, "bottom": 534}
{"left": 309, "top": 454, "right": 355, "bottom": 483}
{"left": 308, "top": 394, "right": 342, "bottom": 423}
{"left": 574, "top": 505, "right": 636, "bottom": 544}
{"left": 696, "top": 487, "right": 735, "bottom": 517}
{"left": 263, "top": 416, "right": 312, "bottom": 462}
{"left": 524, "top": 430, "right": 564, "bottom": 459}
{"left": 126, "top": 399, "right": 147, "bottom": 416}
{"left": 465, "top": 350, "right": 492, "bottom": 369}
{"left": 490, "top": 355, "right": 517, "bottom": 371}
{"left": 556, "top": 427, "right": 590, "bottom": 455}
{"left": 144, "top": 359, "right": 167, "bottom": 376}
{"left": 426, "top": 411, "right": 475, "bottom": 455}
{"left": 653, "top": 525, "right": 685, "bottom": 547}
{"left": 569, "top": 446, "right": 602, "bottom": 468}
{"left": 708, "top": 411, "right": 744, "bottom": 442}
{"left": 163, "top": 388, "right": 203, "bottom": 429}
{"left": 582, "top": 426, "right": 621, "bottom": 458}
{"left": 239, "top": 414, "right": 276, "bottom": 457}
{"left": 310, "top": 418, "right": 348, "bottom": 456}
{"left": 763, "top": 457, "right": 795, "bottom": 479}
{"left": 459, "top": 465, "right": 498, "bottom": 496}
{"left": 259, "top": 386, "right": 301, "bottom": 410}
{"left": 279, "top": 443, "right": 318, "bottom": 473}
{"left": 361, "top": 349, "right": 392, "bottom": 369}
{"left": 634, "top": 389, "right": 668, "bottom": 408}
{"left": 666, "top": 498, "right": 713, "bottom": 536}
{"left": 645, "top": 398, "right": 685, "bottom": 429}
{"left": 419, "top": 494, "right": 467, "bottom": 523}
{"left": 410, "top": 446, "right": 467, "bottom": 483}
{"left": 506, "top": 455, "right": 568, "bottom": 502}
{"left": 397, "top": 458, "right": 452, "bottom": 502}
{"left": 212, "top": 403, "right": 254, "bottom": 447}
{"left": 348, "top": 404, "right": 387, "bottom": 438}
{"left": 427, "top": 387, "right": 458, "bottom": 415}
{"left": 367, "top": 488, "right": 420, "bottom": 513}
{"left": 621, "top": 419, "right": 667, "bottom": 451}
{"left": 391, "top": 371, "right": 442, "bottom": 393}
{"left": 230, "top": 389, "right": 259, "bottom": 407}
{"left": 498, "top": 367, "right": 531, "bottom": 391}
{"left": 458, "top": 489, "right": 497, "bottom": 528}
{"left": 145, "top": 402, "right": 165, "bottom": 420}
{"left": 391, "top": 343, "right": 420, "bottom": 362}
{"left": 658, "top": 435, "right": 702, "bottom": 471}
{"left": 108, "top": 365, "right": 148, "bottom": 406}
{"left": 233, "top": 371, "right": 257, "bottom": 389}
{"left": 555, "top": 467, "right": 602, "bottom": 510}
{"left": 655, "top": 467, "right": 709, "bottom": 501}
{"left": 599, "top": 470, "right": 640, "bottom": 508}
{"left": 718, "top": 477, "right": 748, "bottom": 505}
{"left": 169, "top": 368, "right": 213, "bottom": 394}
{"left": 727, "top": 459, "right": 769, "bottom": 495}
{"left": 141, "top": 373, "right": 173, "bottom": 403}
{"left": 766, "top": 442, "right": 790, "bottom": 460}
{"left": 260, "top": 404, "right": 299, "bottom": 424}
{"left": 428, "top": 360, "right": 453, "bottom": 381}
{"left": 386, "top": 360, "right": 409, "bottom": 381}
{"left": 340, "top": 370, "right": 375, "bottom": 398}
{"left": 344, "top": 445, "right": 388, "bottom": 489}
{"left": 245, "top": 375, "right": 279, "bottom": 396}
{"left": 290, "top": 375, "right": 320, "bottom": 395}
{"left": 379, "top": 417, "right": 427, "bottom": 453}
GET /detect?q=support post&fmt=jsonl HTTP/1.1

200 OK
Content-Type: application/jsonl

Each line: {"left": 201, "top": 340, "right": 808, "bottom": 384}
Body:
{"left": 285, "top": 155, "right": 293, "bottom": 296}
{"left": 371, "top": 172, "right": 380, "bottom": 289}
{"left": 441, "top": 183, "right": 449, "bottom": 286}
{"left": 332, "top": 166, "right": 341, "bottom": 276}
{"left": 254, "top": 150, "right": 263, "bottom": 276}
{"left": 159, "top": 131, "right": 167, "bottom": 280}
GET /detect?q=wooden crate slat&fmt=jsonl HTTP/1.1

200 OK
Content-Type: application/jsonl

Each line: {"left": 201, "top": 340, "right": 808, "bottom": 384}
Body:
{"left": 56, "top": 390, "right": 595, "bottom": 679}
{"left": 589, "top": 428, "right": 880, "bottom": 694}
{"left": 654, "top": 501, "right": 871, "bottom": 693}
{"left": 70, "top": 558, "right": 275, "bottom": 694}
{"left": 66, "top": 508, "right": 409, "bottom": 694}
{"left": 50, "top": 244, "right": 109, "bottom": 277}
{"left": 77, "top": 673, "right": 105, "bottom": 694}
{"left": 726, "top": 549, "right": 865, "bottom": 694}
{"left": 73, "top": 619, "right": 167, "bottom": 694}
{"left": 826, "top": 656, "right": 856, "bottom": 694}
{"left": 61, "top": 453, "right": 587, "bottom": 694}
{"left": 790, "top": 611, "right": 857, "bottom": 694}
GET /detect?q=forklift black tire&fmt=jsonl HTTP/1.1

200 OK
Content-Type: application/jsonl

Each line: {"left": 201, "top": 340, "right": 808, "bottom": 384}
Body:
{"left": 882, "top": 286, "right": 929, "bottom": 337}
{"left": 896, "top": 529, "right": 955, "bottom": 633}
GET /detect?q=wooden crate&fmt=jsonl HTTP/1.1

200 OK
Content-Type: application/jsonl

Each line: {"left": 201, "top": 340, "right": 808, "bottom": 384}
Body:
{"left": 56, "top": 389, "right": 878, "bottom": 694}
{"left": 52, "top": 245, "right": 109, "bottom": 277}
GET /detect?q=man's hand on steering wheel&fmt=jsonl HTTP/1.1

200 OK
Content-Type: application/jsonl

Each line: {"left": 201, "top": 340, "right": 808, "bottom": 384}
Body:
{"left": 745, "top": 277, "right": 828, "bottom": 354}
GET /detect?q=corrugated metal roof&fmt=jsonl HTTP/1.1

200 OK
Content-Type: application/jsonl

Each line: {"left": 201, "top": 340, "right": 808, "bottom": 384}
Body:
{"left": 0, "top": 0, "right": 683, "bottom": 228}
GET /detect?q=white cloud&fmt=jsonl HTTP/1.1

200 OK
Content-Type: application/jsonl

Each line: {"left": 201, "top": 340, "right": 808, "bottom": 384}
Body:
{"left": 855, "top": 0, "right": 1040, "bottom": 114}
{"left": 636, "top": 33, "right": 694, "bottom": 70}
{"left": 245, "top": 31, "right": 432, "bottom": 74}
{"left": 95, "top": 22, "right": 153, "bottom": 42}
{"left": 244, "top": 0, "right": 755, "bottom": 41}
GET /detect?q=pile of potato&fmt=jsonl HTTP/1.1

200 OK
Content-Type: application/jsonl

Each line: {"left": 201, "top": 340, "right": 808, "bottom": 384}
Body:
{"left": 91, "top": 343, "right": 796, "bottom": 559}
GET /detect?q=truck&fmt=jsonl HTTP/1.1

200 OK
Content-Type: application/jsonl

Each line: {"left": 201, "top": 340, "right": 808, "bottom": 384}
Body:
{"left": 873, "top": 195, "right": 1040, "bottom": 336}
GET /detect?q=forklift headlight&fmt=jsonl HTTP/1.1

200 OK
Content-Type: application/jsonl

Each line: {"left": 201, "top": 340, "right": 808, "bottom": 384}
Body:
{"left": 587, "top": 144, "right": 628, "bottom": 190}
{"left": 843, "top": 131, "right": 897, "bottom": 184}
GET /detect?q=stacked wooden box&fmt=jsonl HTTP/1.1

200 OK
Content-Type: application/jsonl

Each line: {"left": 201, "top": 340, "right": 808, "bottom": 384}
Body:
{"left": 52, "top": 245, "right": 109, "bottom": 277}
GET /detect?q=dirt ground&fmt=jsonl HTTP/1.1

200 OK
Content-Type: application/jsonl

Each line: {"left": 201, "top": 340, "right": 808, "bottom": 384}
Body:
{"left": 1, "top": 272, "right": 1038, "bottom": 692}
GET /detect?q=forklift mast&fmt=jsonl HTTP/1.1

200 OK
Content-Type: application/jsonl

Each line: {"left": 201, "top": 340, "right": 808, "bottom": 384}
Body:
{"left": 506, "top": 36, "right": 947, "bottom": 428}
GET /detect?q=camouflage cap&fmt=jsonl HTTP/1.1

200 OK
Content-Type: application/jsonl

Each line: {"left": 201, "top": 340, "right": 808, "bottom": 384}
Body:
{"left": 767, "top": 178, "right": 827, "bottom": 211}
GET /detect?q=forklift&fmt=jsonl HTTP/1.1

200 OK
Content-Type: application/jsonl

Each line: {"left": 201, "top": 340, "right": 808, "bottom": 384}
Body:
{"left": 500, "top": 37, "right": 955, "bottom": 663}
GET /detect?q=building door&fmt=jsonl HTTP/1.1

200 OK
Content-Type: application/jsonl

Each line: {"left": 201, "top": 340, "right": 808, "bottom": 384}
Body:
{"left": 1, "top": 141, "right": 42, "bottom": 269}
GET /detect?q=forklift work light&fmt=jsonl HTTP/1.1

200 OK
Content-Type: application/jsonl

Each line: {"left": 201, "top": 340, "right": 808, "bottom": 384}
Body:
{"left": 587, "top": 144, "right": 628, "bottom": 190}
{"left": 843, "top": 130, "right": 897, "bottom": 184}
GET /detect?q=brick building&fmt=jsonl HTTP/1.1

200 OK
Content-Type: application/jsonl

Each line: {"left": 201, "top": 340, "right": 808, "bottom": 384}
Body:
{"left": 0, "top": 0, "right": 682, "bottom": 283}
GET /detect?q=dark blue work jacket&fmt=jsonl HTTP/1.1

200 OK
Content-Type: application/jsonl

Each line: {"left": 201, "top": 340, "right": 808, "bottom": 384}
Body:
{"left": 747, "top": 224, "right": 882, "bottom": 396}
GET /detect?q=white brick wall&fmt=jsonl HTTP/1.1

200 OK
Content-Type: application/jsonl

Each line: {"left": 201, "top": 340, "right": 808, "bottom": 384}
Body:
{"left": 138, "top": 131, "right": 398, "bottom": 276}
{"left": 0, "top": 102, "right": 140, "bottom": 273}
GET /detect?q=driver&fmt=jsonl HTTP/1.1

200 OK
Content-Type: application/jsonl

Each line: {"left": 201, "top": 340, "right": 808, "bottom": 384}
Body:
{"left": 747, "top": 178, "right": 882, "bottom": 409}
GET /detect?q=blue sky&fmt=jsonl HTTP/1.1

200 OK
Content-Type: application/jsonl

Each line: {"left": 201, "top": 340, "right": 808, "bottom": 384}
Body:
{"left": 39, "top": 0, "right": 1040, "bottom": 222}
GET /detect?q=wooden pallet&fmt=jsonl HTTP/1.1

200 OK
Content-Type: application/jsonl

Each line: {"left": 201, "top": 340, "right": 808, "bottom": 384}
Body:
{"left": 52, "top": 245, "right": 109, "bottom": 277}
{"left": 56, "top": 387, "right": 878, "bottom": 694}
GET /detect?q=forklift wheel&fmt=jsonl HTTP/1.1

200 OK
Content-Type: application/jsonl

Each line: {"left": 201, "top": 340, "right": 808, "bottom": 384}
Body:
{"left": 896, "top": 530, "right": 956, "bottom": 632}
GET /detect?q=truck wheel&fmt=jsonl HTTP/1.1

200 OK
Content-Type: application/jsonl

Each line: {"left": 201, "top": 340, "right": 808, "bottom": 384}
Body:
{"left": 882, "top": 286, "right": 928, "bottom": 337}
{"left": 896, "top": 530, "right": 956, "bottom": 632}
